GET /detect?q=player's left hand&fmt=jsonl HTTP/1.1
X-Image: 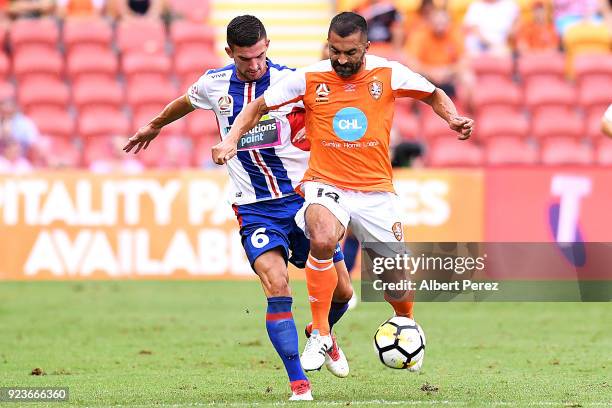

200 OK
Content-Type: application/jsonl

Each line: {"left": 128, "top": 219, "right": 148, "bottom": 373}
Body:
{"left": 292, "top": 127, "right": 306, "bottom": 143}
{"left": 448, "top": 115, "right": 474, "bottom": 140}
{"left": 212, "top": 139, "right": 237, "bottom": 165}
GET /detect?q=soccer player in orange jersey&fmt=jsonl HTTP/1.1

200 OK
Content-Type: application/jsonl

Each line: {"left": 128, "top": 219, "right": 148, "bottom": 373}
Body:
{"left": 212, "top": 12, "right": 474, "bottom": 372}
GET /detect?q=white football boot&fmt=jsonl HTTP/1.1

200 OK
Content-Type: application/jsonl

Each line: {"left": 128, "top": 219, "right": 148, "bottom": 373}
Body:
{"left": 300, "top": 332, "right": 333, "bottom": 371}
{"left": 305, "top": 323, "right": 349, "bottom": 377}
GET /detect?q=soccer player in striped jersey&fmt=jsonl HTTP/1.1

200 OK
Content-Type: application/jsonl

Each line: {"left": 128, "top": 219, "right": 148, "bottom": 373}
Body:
{"left": 124, "top": 15, "right": 353, "bottom": 401}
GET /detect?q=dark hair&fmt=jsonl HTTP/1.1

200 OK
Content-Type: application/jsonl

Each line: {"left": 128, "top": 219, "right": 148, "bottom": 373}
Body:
{"left": 226, "top": 15, "right": 267, "bottom": 48}
{"left": 328, "top": 12, "right": 368, "bottom": 38}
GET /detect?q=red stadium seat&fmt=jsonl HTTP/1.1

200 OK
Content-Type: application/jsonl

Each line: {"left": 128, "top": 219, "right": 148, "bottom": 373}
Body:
{"left": 73, "top": 78, "right": 124, "bottom": 114}
{"left": 187, "top": 109, "right": 219, "bottom": 140}
{"left": 470, "top": 55, "right": 513, "bottom": 82}
{"left": 0, "top": 81, "right": 15, "bottom": 100}
{"left": 421, "top": 113, "right": 456, "bottom": 141}
{"left": 18, "top": 78, "right": 70, "bottom": 113}
{"left": 486, "top": 136, "right": 538, "bottom": 165}
{"left": 540, "top": 137, "right": 593, "bottom": 165}
{"left": 170, "top": 20, "right": 215, "bottom": 53}
{"left": 38, "top": 135, "right": 82, "bottom": 168}
{"left": 78, "top": 108, "right": 130, "bottom": 138}
{"left": 29, "top": 107, "right": 76, "bottom": 139}
{"left": 127, "top": 79, "right": 177, "bottom": 114}
{"left": 67, "top": 48, "right": 118, "bottom": 82}
{"left": 63, "top": 18, "right": 112, "bottom": 56}
{"left": 9, "top": 18, "right": 59, "bottom": 52}
{"left": 136, "top": 135, "right": 193, "bottom": 168}
{"left": 393, "top": 108, "right": 420, "bottom": 140}
{"left": 531, "top": 110, "right": 584, "bottom": 140}
{"left": 476, "top": 111, "right": 529, "bottom": 140}
{"left": 428, "top": 138, "right": 484, "bottom": 166}
{"left": 525, "top": 79, "right": 576, "bottom": 116}
{"left": 517, "top": 52, "right": 566, "bottom": 86}
{"left": 168, "top": 0, "right": 210, "bottom": 22}
{"left": 578, "top": 77, "right": 612, "bottom": 113}
{"left": 596, "top": 138, "right": 612, "bottom": 165}
{"left": 573, "top": 54, "right": 612, "bottom": 86}
{"left": 122, "top": 52, "right": 172, "bottom": 83}
{"left": 472, "top": 79, "right": 522, "bottom": 116}
{"left": 193, "top": 134, "right": 217, "bottom": 167}
{"left": 586, "top": 109, "right": 607, "bottom": 139}
{"left": 174, "top": 46, "right": 221, "bottom": 81}
{"left": 116, "top": 18, "right": 166, "bottom": 55}
{"left": 12, "top": 48, "right": 63, "bottom": 82}
{"left": 0, "top": 52, "right": 9, "bottom": 80}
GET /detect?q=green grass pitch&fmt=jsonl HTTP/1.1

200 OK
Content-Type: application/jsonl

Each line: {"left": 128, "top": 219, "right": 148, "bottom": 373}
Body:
{"left": 0, "top": 281, "right": 610, "bottom": 407}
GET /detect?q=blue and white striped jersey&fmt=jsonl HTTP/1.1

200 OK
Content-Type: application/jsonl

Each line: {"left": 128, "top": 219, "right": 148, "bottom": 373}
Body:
{"left": 187, "top": 60, "right": 309, "bottom": 205}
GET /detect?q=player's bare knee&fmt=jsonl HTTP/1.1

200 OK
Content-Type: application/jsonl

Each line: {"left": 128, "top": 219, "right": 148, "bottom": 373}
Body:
{"left": 333, "top": 282, "right": 353, "bottom": 303}
{"left": 309, "top": 233, "right": 338, "bottom": 259}
{"left": 267, "top": 274, "right": 290, "bottom": 297}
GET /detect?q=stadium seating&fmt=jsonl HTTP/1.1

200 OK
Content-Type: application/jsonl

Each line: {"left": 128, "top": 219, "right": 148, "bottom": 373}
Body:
{"left": 18, "top": 78, "right": 70, "bottom": 113}
{"left": 518, "top": 52, "right": 566, "bottom": 85}
{"left": 476, "top": 111, "right": 529, "bottom": 140}
{"left": 573, "top": 54, "right": 612, "bottom": 86}
{"left": 524, "top": 79, "right": 576, "bottom": 116}
{"left": 29, "top": 107, "right": 76, "bottom": 139}
{"left": 122, "top": 52, "right": 172, "bottom": 83}
{"left": 78, "top": 108, "right": 130, "bottom": 138}
{"left": 192, "top": 133, "right": 217, "bottom": 168}
{"left": 0, "top": 53, "right": 9, "bottom": 80}
{"left": 132, "top": 107, "right": 186, "bottom": 136}
{"left": 116, "top": 18, "right": 166, "bottom": 55}
{"left": 9, "top": 18, "right": 59, "bottom": 53}
{"left": 485, "top": 136, "right": 538, "bottom": 165}
{"left": 63, "top": 18, "right": 113, "bottom": 56}
{"left": 428, "top": 138, "right": 484, "bottom": 166}
{"left": 174, "top": 45, "right": 221, "bottom": 83}
{"left": 531, "top": 110, "right": 584, "bottom": 140}
{"left": 167, "top": 0, "right": 210, "bottom": 22}
{"left": 170, "top": 20, "right": 215, "bottom": 53}
{"left": 137, "top": 135, "right": 193, "bottom": 168}
{"left": 470, "top": 55, "right": 514, "bottom": 83}
{"left": 67, "top": 48, "right": 118, "bottom": 82}
{"left": 186, "top": 109, "right": 220, "bottom": 140}
{"left": 578, "top": 77, "right": 612, "bottom": 115}
{"left": 472, "top": 79, "right": 522, "bottom": 117}
{"left": 540, "top": 137, "right": 593, "bottom": 165}
{"left": 38, "top": 135, "right": 81, "bottom": 168}
{"left": 586, "top": 109, "right": 607, "bottom": 139}
{"left": 596, "top": 138, "right": 612, "bottom": 165}
{"left": 127, "top": 79, "right": 178, "bottom": 116}
{"left": 73, "top": 78, "right": 124, "bottom": 114}
{"left": 393, "top": 109, "right": 421, "bottom": 141}
{"left": 12, "top": 48, "right": 63, "bottom": 83}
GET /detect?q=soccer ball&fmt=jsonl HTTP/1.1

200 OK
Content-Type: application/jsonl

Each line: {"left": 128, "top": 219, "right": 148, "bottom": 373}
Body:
{"left": 373, "top": 316, "right": 426, "bottom": 370}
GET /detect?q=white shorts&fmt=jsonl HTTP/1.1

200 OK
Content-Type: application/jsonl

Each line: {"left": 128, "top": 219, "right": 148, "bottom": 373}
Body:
{"left": 295, "top": 181, "right": 407, "bottom": 255}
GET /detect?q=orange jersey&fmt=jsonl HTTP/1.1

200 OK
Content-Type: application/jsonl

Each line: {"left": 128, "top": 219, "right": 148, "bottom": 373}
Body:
{"left": 263, "top": 55, "right": 435, "bottom": 193}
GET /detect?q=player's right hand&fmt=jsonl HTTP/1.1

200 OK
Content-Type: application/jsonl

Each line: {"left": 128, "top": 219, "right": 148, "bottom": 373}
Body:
{"left": 212, "top": 139, "right": 237, "bottom": 165}
{"left": 123, "top": 124, "right": 161, "bottom": 154}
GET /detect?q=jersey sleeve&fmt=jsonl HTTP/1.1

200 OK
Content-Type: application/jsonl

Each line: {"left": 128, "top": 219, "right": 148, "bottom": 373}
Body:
{"left": 604, "top": 104, "right": 612, "bottom": 122}
{"left": 390, "top": 61, "right": 436, "bottom": 100}
{"left": 186, "top": 74, "right": 213, "bottom": 110}
{"left": 263, "top": 69, "right": 306, "bottom": 110}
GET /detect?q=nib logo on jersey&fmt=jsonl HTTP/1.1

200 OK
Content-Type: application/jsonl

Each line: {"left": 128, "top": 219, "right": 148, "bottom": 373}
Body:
{"left": 332, "top": 107, "right": 368, "bottom": 141}
{"left": 226, "top": 115, "right": 281, "bottom": 151}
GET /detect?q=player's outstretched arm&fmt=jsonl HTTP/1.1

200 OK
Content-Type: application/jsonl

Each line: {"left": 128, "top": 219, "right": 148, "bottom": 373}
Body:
{"left": 212, "top": 96, "right": 270, "bottom": 164}
{"left": 421, "top": 88, "right": 474, "bottom": 140}
{"left": 123, "top": 94, "right": 195, "bottom": 154}
{"left": 602, "top": 106, "right": 612, "bottom": 138}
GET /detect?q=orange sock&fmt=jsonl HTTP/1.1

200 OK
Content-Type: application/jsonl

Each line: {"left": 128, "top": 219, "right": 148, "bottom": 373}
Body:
{"left": 384, "top": 291, "right": 414, "bottom": 319}
{"left": 305, "top": 254, "right": 338, "bottom": 336}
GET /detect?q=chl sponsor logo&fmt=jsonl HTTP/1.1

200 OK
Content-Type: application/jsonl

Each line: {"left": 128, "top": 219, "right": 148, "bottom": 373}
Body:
{"left": 332, "top": 107, "right": 368, "bottom": 141}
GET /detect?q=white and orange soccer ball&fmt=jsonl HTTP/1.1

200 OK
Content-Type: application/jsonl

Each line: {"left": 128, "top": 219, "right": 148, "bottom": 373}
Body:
{"left": 373, "top": 316, "right": 426, "bottom": 370}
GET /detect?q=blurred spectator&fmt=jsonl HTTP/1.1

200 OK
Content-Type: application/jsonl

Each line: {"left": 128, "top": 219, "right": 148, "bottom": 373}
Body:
{"left": 56, "top": 0, "right": 106, "bottom": 19}
{"left": 463, "top": 0, "right": 519, "bottom": 56}
{"left": 5, "top": 0, "right": 54, "bottom": 19}
{"left": 407, "top": 9, "right": 474, "bottom": 102}
{"left": 404, "top": 0, "right": 437, "bottom": 40}
{"left": 355, "top": 0, "right": 404, "bottom": 57}
{"left": 552, "top": 0, "right": 602, "bottom": 34}
{"left": 89, "top": 135, "right": 144, "bottom": 173}
{"left": 0, "top": 94, "right": 39, "bottom": 155}
{"left": 392, "top": 141, "right": 424, "bottom": 167}
{"left": 516, "top": 1, "right": 560, "bottom": 53}
{"left": 113, "top": 0, "right": 163, "bottom": 19}
{"left": 602, "top": 104, "right": 612, "bottom": 138}
{"left": 0, "top": 139, "right": 33, "bottom": 173}
{"left": 601, "top": 0, "right": 612, "bottom": 26}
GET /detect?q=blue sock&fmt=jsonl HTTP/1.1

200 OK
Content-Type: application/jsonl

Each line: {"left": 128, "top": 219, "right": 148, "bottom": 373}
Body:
{"left": 329, "top": 301, "right": 349, "bottom": 331}
{"left": 265, "top": 297, "right": 307, "bottom": 383}
{"left": 342, "top": 235, "right": 360, "bottom": 273}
